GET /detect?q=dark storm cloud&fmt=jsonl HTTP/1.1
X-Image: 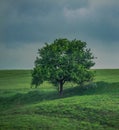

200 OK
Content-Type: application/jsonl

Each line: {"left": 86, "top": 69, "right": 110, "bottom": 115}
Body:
{"left": 0, "top": 0, "right": 63, "bottom": 44}
{"left": 1, "top": 0, "right": 119, "bottom": 44}
{"left": 0, "top": 0, "right": 92, "bottom": 44}
{"left": 89, "top": 2, "right": 119, "bottom": 42}
{"left": 63, "top": 0, "right": 119, "bottom": 43}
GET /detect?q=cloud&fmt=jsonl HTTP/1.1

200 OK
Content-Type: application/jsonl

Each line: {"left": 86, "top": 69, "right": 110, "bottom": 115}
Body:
{"left": 1, "top": 0, "right": 119, "bottom": 44}
{"left": 64, "top": 0, "right": 119, "bottom": 42}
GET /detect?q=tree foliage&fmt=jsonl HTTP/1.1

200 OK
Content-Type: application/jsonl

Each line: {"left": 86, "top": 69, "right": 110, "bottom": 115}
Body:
{"left": 32, "top": 38, "right": 95, "bottom": 95}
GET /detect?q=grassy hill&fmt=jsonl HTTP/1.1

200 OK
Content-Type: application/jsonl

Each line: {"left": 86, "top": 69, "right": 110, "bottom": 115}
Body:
{"left": 0, "top": 69, "right": 119, "bottom": 130}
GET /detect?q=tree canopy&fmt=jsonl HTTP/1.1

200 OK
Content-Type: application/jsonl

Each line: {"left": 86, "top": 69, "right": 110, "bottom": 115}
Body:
{"left": 32, "top": 38, "right": 95, "bottom": 95}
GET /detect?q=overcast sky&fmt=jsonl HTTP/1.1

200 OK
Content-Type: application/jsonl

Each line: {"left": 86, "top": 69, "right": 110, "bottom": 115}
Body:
{"left": 0, "top": 0, "right": 119, "bottom": 69}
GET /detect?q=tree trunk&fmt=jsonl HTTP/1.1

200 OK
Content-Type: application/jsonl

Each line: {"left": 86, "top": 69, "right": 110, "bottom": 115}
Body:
{"left": 59, "top": 80, "right": 63, "bottom": 96}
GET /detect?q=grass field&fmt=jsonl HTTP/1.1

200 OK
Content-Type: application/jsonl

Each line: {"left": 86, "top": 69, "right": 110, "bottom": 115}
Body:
{"left": 0, "top": 69, "right": 119, "bottom": 130}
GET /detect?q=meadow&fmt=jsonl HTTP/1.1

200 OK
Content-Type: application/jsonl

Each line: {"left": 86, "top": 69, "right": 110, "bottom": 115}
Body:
{"left": 0, "top": 69, "right": 119, "bottom": 130}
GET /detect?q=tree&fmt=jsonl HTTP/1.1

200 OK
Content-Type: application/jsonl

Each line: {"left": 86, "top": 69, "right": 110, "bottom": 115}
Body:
{"left": 31, "top": 38, "right": 95, "bottom": 95}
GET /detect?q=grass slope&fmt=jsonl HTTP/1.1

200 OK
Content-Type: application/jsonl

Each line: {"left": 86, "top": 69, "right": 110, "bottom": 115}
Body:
{"left": 0, "top": 69, "right": 119, "bottom": 130}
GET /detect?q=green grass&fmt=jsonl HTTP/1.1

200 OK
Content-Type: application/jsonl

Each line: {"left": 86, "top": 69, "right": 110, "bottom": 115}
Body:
{"left": 95, "top": 69, "right": 119, "bottom": 82}
{"left": 0, "top": 69, "right": 119, "bottom": 130}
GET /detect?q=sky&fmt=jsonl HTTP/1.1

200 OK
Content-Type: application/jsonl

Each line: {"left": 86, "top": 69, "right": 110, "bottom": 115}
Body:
{"left": 0, "top": 0, "right": 119, "bottom": 69}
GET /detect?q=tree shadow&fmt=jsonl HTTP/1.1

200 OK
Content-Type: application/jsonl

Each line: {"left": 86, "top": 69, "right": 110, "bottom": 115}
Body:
{"left": 63, "top": 81, "right": 119, "bottom": 97}
{"left": 0, "top": 81, "right": 119, "bottom": 107}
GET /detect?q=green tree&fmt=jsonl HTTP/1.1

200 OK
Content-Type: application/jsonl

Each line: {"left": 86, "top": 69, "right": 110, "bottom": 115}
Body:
{"left": 32, "top": 38, "right": 95, "bottom": 95}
